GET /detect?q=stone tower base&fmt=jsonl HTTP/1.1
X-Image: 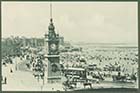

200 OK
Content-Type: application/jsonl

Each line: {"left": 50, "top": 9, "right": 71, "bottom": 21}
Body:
{"left": 47, "top": 77, "right": 62, "bottom": 83}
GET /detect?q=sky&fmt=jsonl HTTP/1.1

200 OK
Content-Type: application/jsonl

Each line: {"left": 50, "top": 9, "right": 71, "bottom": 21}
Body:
{"left": 2, "top": 2, "right": 138, "bottom": 44}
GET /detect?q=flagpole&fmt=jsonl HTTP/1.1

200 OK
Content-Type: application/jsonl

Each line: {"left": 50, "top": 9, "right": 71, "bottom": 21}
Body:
{"left": 50, "top": 3, "right": 52, "bottom": 19}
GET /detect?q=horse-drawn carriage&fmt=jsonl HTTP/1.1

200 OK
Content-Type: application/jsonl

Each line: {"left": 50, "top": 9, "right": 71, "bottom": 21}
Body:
{"left": 112, "top": 72, "right": 137, "bottom": 83}
{"left": 88, "top": 71, "right": 105, "bottom": 82}
{"left": 32, "top": 65, "right": 45, "bottom": 81}
{"left": 63, "top": 79, "right": 77, "bottom": 91}
{"left": 63, "top": 78, "right": 93, "bottom": 91}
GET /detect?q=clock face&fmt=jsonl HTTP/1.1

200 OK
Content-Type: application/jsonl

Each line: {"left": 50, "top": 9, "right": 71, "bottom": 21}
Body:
{"left": 50, "top": 43, "right": 56, "bottom": 51}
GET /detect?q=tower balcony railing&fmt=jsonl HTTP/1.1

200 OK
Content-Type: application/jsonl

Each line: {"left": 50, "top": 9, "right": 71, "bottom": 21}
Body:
{"left": 46, "top": 39, "right": 59, "bottom": 42}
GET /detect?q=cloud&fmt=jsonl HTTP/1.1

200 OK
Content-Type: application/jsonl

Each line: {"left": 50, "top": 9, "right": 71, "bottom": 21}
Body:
{"left": 2, "top": 2, "right": 138, "bottom": 44}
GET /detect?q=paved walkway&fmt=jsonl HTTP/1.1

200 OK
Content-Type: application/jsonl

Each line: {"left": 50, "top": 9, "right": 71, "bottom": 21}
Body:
{"left": 2, "top": 61, "right": 64, "bottom": 91}
{"left": 2, "top": 61, "right": 138, "bottom": 91}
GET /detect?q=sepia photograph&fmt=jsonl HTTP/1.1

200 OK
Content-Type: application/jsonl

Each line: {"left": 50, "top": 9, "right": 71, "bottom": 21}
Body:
{"left": 1, "top": 1, "right": 138, "bottom": 91}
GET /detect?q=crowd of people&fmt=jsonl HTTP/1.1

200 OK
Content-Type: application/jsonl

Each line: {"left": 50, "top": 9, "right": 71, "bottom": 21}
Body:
{"left": 60, "top": 46, "right": 138, "bottom": 83}
{"left": 1, "top": 46, "right": 47, "bottom": 84}
{"left": 2, "top": 42, "right": 138, "bottom": 90}
{"left": 2, "top": 55, "right": 22, "bottom": 84}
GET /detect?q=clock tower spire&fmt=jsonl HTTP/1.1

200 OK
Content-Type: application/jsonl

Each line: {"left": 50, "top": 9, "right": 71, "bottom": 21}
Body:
{"left": 45, "top": 3, "right": 61, "bottom": 83}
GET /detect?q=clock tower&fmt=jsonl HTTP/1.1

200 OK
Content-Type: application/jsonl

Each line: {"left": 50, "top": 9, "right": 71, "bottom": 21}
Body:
{"left": 44, "top": 18, "right": 61, "bottom": 83}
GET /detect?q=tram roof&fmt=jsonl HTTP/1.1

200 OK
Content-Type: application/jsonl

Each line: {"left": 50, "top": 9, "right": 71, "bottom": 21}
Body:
{"left": 64, "top": 67, "right": 85, "bottom": 71}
